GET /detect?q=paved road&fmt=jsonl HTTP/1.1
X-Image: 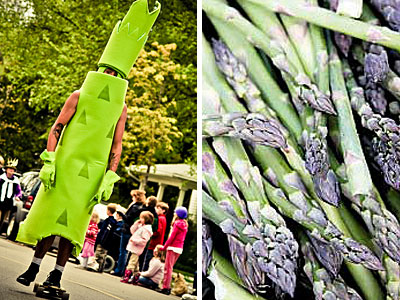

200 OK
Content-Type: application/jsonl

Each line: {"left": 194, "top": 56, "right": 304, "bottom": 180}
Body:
{"left": 0, "top": 237, "right": 179, "bottom": 300}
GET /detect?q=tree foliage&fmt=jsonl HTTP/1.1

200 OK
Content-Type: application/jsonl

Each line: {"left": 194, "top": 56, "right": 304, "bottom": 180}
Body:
{"left": 0, "top": 0, "right": 197, "bottom": 170}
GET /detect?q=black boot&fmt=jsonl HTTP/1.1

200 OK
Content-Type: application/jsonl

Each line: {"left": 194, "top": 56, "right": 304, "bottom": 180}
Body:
{"left": 43, "top": 269, "right": 62, "bottom": 288}
{"left": 160, "top": 288, "right": 171, "bottom": 295}
{"left": 16, "top": 263, "right": 40, "bottom": 286}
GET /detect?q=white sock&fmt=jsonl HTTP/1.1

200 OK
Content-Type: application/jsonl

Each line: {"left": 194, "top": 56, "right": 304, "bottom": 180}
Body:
{"left": 54, "top": 264, "right": 64, "bottom": 273}
{"left": 32, "top": 257, "right": 42, "bottom": 266}
{"left": 82, "top": 257, "right": 88, "bottom": 268}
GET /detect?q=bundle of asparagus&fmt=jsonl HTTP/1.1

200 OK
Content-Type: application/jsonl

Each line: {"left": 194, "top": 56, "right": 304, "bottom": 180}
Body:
{"left": 202, "top": 1, "right": 400, "bottom": 299}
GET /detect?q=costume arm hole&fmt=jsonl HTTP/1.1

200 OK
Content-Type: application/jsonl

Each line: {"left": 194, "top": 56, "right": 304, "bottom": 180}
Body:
{"left": 108, "top": 104, "right": 127, "bottom": 172}
{"left": 46, "top": 91, "right": 80, "bottom": 151}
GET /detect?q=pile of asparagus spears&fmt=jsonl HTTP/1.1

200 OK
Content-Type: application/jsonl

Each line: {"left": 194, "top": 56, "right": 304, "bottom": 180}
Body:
{"left": 202, "top": 1, "right": 400, "bottom": 299}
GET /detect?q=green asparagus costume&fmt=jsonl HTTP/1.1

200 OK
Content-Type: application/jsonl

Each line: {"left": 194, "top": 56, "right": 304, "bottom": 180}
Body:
{"left": 16, "top": 0, "right": 160, "bottom": 257}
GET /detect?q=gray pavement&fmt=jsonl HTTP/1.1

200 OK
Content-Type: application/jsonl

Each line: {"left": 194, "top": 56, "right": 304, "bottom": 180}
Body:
{"left": 0, "top": 236, "right": 179, "bottom": 300}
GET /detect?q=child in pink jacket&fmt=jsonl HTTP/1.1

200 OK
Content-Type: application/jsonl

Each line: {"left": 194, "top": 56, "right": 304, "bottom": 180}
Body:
{"left": 159, "top": 206, "right": 188, "bottom": 295}
{"left": 79, "top": 212, "right": 100, "bottom": 269}
{"left": 121, "top": 211, "right": 154, "bottom": 284}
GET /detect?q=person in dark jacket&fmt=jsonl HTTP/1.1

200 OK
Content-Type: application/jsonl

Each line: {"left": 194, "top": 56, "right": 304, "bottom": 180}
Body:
{"left": 139, "top": 195, "right": 159, "bottom": 271}
{"left": 111, "top": 189, "right": 145, "bottom": 276}
{"left": 88, "top": 203, "right": 117, "bottom": 272}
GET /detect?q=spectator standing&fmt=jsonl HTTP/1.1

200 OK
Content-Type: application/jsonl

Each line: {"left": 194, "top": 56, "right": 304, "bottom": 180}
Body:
{"left": 159, "top": 206, "right": 189, "bottom": 295}
{"left": 0, "top": 155, "right": 4, "bottom": 176}
{"left": 121, "top": 211, "right": 154, "bottom": 284}
{"left": 89, "top": 203, "right": 117, "bottom": 272}
{"left": 111, "top": 189, "right": 145, "bottom": 276}
{"left": 115, "top": 210, "right": 125, "bottom": 234}
{"left": 0, "top": 158, "right": 22, "bottom": 232}
{"left": 142, "top": 202, "right": 169, "bottom": 271}
{"left": 79, "top": 212, "right": 100, "bottom": 269}
{"left": 139, "top": 196, "right": 159, "bottom": 270}
{"left": 137, "top": 244, "right": 166, "bottom": 289}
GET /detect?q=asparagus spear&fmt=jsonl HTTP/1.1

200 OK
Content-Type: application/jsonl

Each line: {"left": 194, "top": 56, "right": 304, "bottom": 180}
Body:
{"left": 202, "top": 112, "right": 288, "bottom": 150}
{"left": 342, "top": 59, "right": 400, "bottom": 190}
{"left": 202, "top": 0, "right": 336, "bottom": 115}
{"left": 262, "top": 176, "right": 382, "bottom": 271}
{"left": 243, "top": 0, "right": 400, "bottom": 51}
{"left": 202, "top": 220, "right": 213, "bottom": 276}
{"left": 202, "top": 190, "right": 297, "bottom": 297}
{"left": 202, "top": 31, "right": 303, "bottom": 141}
{"left": 328, "top": 35, "right": 400, "bottom": 264}
{"left": 300, "top": 232, "right": 364, "bottom": 300}
{"left": 207, "top": 250, "right": 265, "bottom": 300}
{"left": 209, "top": 37, "right": 340, "bottom": 206}
{"left": 367, "top": 0, "right": 400, "bottom": 31}
{"left": 203, "top": 60, "right": 299, "bottom": 296}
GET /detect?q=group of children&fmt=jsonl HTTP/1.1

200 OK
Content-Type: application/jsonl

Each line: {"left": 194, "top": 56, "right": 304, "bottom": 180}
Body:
{"left": 80, "top": 190, "right": 189, "bottom": 295}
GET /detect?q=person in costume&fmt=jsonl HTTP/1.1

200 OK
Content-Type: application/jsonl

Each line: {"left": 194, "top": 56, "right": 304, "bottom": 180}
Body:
{"left": 0, "top": 158, "right": 22, "bottom": 232}
{"left": 159, "top": 206, "right": 189, "bottom": 295}
{"left": 16, "top": 0, "right": 160, "bottom": 289}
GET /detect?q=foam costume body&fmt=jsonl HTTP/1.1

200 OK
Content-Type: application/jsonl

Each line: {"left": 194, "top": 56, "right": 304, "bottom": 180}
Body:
{"left": 16, "top": 0, "right": 160, "bottom": 257}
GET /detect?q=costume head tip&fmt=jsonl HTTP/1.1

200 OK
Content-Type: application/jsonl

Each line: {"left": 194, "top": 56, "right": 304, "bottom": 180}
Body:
{"left": 98, "top": 0, "right": 161, "bottom": 78}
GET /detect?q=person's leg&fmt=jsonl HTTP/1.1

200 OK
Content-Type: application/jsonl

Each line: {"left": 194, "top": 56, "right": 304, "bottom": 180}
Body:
{"left": 42, "top": 237, "right": 73, "bottom": 288}
{"left": 114, "top": 232, "right": 130, "bottom": 275}
{"left": 0, "top": 209, "right": 11, "bottom": 233}
{"left": 121, "top": 252, "right": 137, "bottom": 283}
{"left": 17, "top": 236, "right": 56, "bottom": 286}
{"left": 138, "top": 247, "right": 147, "bottom": 271}
{"left": 96, "top": 245, "right": 107, "bottom": 272}
{"left": 34, "top": 236, "right": 56, "bottom": 258}
{"left": 162, "top": 251, "right": 180, "bottom": 292}
{"left": 138, "top": 276, "right": 158, "bottom": 289}
{"left": 142, "top": 249, "right": 153, "bottom": 272}
{"left": 56, "top": 237, "right": 73, "bottom": 267}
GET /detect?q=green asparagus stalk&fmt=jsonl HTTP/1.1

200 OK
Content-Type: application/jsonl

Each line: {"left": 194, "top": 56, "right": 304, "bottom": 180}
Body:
{"left": 203, "top": 0, "right": 336, "bottom": 115}
{"left": 279, "top": 8, "right": 317, "bottom": 80}
{"left": 328, "top": 35, "right": 400, "bottom": 265}
{"left": 204, "top": 20, "right": 303, "bottom": 141}
{"left": 208, "top": 248, "right": 264, "bottom": 300}
{"left": 211, "top": 251, "right": 242, "bottom": 288}
{"left": 386, "top": 189, "right": 400, "bottom": 221}
{"left": 243, "top": 0, "right": 400, "bottom": 52}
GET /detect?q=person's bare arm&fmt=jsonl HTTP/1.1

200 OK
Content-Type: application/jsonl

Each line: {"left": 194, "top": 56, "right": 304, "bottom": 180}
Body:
{"left": 108, "top": 104, "right": 127, "bottom": 172}
{"left": 46, "top": 91, "right": 80, "bottom": 151}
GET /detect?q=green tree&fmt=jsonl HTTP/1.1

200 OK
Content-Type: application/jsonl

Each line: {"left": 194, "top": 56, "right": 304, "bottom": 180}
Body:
{"left": 123, "top": 42, "right": 184, "bottom": 187}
